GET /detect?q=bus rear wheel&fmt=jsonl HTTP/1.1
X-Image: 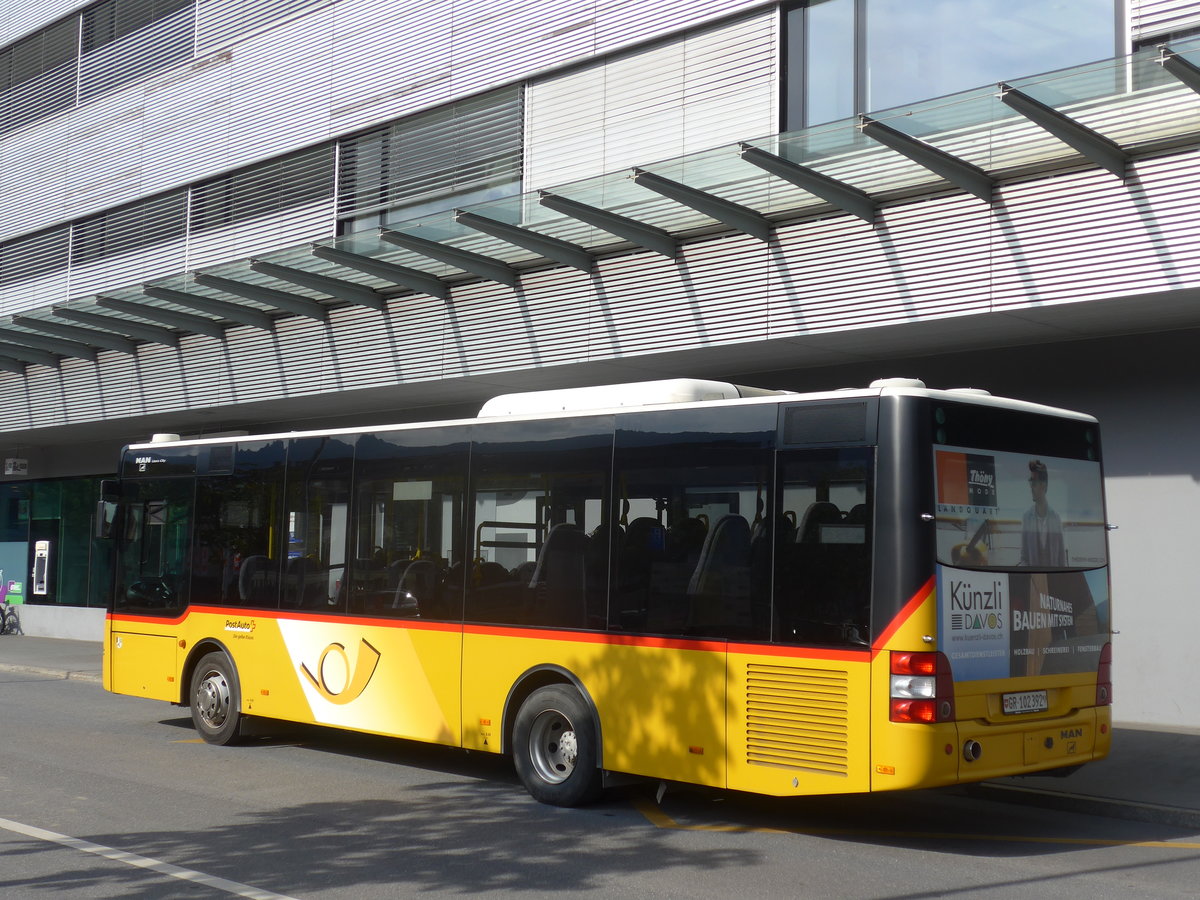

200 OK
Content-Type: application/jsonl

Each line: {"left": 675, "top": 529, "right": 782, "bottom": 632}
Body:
{"left": 190, "top": 651, "right": 242, "bottom": 746}
{"left": 513, "top": 685, "right": 602, "bottom": 806}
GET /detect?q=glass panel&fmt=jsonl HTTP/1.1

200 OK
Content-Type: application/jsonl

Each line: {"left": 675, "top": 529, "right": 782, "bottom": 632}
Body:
{"left": 74, "top": 191, "right": 188, "bottom": 266}
{"left": 0, "top": 483, "right": 28, "bottom": 542}
{"left": 933, "top": 448, "right": 1107, "bottom": 571}
{"left": 58, "top": 479, "right": 105, "bottom": 607}
{"left": 613, "top": 407, "right": 775, "bottom": 640}
{"left": 0, "top": 484, "right": 27, "bottom": 609}
{"left": 467, "top": 418, "right": 612, "bottom": 629}
{"left": 114, "top": 478, "right": 192, "bottom": 613}
{"left": 803, "top": 0, "right": 856, "bottom": 127}
{"left": 192, "top": 440, "right": 287, "bottom": 608}
{"left": 864, "top": 0, "right": 1116, "bottom": 113}
{"left": 0, "top": 226, "right": 70, "bottom": 287}
{"left": 337, "top": 86, "right": 523, "bottom": 223}
{"left": 191, "top": 146, "right": 334, "bottom": 235}
{"left": 283, "top": 436, "right": 353, "bottom": 612}
{"left": 350, "top": 429, "right": 467, "bottom": 620}
{"left": 81, "top": 0, "right": 194, "bottom": 53}
{"left": 773, "top": 448, "right": 872, "bottom": 646}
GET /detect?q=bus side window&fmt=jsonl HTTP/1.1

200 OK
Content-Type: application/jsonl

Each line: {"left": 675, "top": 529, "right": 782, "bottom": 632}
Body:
{"left": 612, "top": 446, "right": 772, "bottom": 640}
{"left": 283, "top": 436, "right": 354, "bottom": 612}
{"left": 350, "top": 430, "right": 468, "bottom": 620}
{"left": 114, "top": 481, "right": 192, "bottom": 613}
{"left": 193, "top": 440, "right": 287, "bottom": 609}
{"left": 466, "top": 419, "right": 612, "bottom": 630}
{"left": 774, "top": 448, "right": 873, "bottom": 646}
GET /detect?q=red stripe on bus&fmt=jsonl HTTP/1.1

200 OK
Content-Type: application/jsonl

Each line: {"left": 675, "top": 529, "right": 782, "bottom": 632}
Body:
{"left": 871, "top": 575, "right": 936, "bottom": 656}
{"left": 108, "top": 611, "right": 188, "bottom": 627}
{"left": 110, "top": 607, "right": 880, "bottom": 660}
{"left": 109, "top": 607, "right": 461, "bottom": 634}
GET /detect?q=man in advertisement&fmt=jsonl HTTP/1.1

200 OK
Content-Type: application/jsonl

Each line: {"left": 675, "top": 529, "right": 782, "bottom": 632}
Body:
{"left": 1019, "top": 459, "right": 1066, "bottom": 568}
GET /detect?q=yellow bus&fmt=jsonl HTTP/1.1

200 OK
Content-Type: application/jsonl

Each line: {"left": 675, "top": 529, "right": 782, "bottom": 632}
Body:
{"left": 102, "top": 377, "right": 1112, "bottom": 806}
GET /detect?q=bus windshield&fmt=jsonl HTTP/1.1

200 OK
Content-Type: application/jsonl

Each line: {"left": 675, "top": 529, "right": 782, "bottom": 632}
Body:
{"left": 934, "top": 446, "right": 1106, "bottom": 571}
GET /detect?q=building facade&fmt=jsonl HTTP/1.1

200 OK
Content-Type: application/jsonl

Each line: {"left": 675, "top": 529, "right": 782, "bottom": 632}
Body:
{"left": 1, "top": 0, "right": 1198, "bottom": 727}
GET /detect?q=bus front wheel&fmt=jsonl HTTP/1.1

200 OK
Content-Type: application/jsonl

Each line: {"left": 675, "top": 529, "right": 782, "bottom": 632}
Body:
{"left": 190, "top": 651, "right": 242, "bottom": 746}
{"left": 513, "top": 685, "right": 603, "bottom": 807}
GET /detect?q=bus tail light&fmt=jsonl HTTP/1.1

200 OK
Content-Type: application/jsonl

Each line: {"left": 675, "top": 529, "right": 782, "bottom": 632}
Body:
{"left": 1096, "top": 642, "right": 1112, "bottom": 706}
{"left": 890, "top": 651, "right": 955, "bottom": 723}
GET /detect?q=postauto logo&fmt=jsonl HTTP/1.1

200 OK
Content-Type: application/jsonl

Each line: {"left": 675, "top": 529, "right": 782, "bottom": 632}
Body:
{"left": 299, "top": 638, "right": 381, "bottom": 705}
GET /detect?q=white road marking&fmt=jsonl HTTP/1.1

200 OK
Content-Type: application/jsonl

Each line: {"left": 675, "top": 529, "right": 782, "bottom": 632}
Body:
{"left": 0, "top": 816, "right": 301, "bottom": 899}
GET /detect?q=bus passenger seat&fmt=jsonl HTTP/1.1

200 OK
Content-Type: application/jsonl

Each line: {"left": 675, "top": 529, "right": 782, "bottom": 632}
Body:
{"left": 284, "top": 556, "right": 326, "bottom": 608}
{"left": 798, "top": 501, "right": 843, "bottom": 543}
{"left": 238, "top": 555, "right": 274, "bottom": 605}
{"left": 529, "top": 523, "right": 588, "bottom": 627}
{"left": 396, "top": 559, "right": 439, "bottom": 616}
{"left": 686, "top": 514, "right": 751, "bottom": 633}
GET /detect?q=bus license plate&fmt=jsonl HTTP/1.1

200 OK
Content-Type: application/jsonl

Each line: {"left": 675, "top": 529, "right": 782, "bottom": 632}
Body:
{"left": 1002, "top": 690, "right": 1048, "bottom": 715}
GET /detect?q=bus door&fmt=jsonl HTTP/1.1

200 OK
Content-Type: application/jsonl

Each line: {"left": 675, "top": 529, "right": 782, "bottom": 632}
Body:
{"left": 109, "top": 478, "right": 192, "bottom": 700}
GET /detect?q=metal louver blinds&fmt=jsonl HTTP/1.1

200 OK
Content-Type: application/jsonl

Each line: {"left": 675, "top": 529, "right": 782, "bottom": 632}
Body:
{"left": 79, "top": 1, "right": 195, "bottom": 103}
{"left": 81, "top": 0, "right": 194, "bottom": 52}
{"left": 0, "top": 0, "right": 325, "bottom": 138}
{"left": 191, "top": 145, "right": 335, "bottom": 234}
{"left": 337, "top": 86, "right": 524, "bottom": 221}
{"left": 72, "top": 191, "right": 189, "bottom": 265}
{"left": 1133, "top": 0, "right": 1200, "bottom": 39}
{"left": 0, "top": 18, "right": 79, "bottom": 136}
{"left": 0, "top": 17, "right": 78, "bottom": 90}
{"left": 0, "top": 226, "right": 70, "bottom": 286}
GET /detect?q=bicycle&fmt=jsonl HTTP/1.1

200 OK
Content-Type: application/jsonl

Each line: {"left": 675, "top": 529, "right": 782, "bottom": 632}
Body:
{"left": 0, "top": 598, "right": 20, "bottom": 635}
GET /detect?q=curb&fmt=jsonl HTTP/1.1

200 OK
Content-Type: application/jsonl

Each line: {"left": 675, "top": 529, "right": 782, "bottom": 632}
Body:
{"left": 0, "top": 663, "right": 102, "bottom": 684}
{"left": 972, "top": 781, "right": 1200, "bottom": 830}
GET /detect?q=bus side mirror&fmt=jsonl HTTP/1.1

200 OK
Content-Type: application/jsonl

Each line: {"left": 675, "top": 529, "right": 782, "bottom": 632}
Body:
{"left": 96, "top": 479, "right": 120, "bottom": 540}
{"left": 95, "top": 500, "right": 118, "bottom": 540}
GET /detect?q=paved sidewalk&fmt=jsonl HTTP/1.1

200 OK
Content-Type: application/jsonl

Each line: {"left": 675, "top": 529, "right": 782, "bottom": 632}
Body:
{"left": 3, "top": 635, "right": 1200, "bottom": 828}
{"left": 0, "top": 633, "right": 102, "bottom": 683}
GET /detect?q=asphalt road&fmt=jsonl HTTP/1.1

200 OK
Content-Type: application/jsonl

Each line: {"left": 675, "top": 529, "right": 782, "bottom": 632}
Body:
{"left": 4, "top": 669, "right": 1200, "bottom": 899}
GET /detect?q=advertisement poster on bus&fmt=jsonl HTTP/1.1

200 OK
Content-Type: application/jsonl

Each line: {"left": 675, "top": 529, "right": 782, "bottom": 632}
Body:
{"left": 932, "top": 446, "right": 1110, "bottom": 680}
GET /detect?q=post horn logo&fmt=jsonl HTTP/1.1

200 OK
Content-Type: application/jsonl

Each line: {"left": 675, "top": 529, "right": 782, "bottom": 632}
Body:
{"left": 300, "top": 639, "right": 381, "bottom": 705}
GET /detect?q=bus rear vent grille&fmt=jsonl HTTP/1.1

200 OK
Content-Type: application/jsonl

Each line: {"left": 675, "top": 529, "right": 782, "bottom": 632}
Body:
{"left": 745, "top": 663, "right": 850, "bottom": 776}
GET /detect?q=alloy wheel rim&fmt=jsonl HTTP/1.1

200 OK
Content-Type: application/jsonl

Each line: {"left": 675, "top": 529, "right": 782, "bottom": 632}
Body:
{"left": 528, "top": 709, "right": 577, "bottom": 784}
{"left": 196, "top": 669, "right": 230, "bottom": 729}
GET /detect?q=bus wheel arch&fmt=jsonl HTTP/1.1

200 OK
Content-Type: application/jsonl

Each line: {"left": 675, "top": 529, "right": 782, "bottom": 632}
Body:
{"left": 186, "top": 644, "right": 243, "bottom": 746}
{"left": 504, "top": 666, "right": 604, "bottom": 806}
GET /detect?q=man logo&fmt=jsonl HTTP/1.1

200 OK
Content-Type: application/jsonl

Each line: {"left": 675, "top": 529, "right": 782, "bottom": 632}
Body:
{"left": 300, "top": 639, "right": 381, "bottom": 705}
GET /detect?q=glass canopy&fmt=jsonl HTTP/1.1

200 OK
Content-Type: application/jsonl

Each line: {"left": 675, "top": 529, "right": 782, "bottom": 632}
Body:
{"left": 2, "top": 36, "right": 1199, "bottom": 374}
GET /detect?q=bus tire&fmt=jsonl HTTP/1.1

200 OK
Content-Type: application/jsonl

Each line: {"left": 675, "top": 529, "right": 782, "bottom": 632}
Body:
{"left": 190, "top": 651, "right": 242, "bottom": 746}
{"left": 513, "top": 684, "right": 603, "bottom": 807}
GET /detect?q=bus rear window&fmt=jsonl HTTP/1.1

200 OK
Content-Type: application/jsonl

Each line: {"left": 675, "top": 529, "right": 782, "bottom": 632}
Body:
{"left": 934, "top": 445, "right": 1106, "bottom": 571}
